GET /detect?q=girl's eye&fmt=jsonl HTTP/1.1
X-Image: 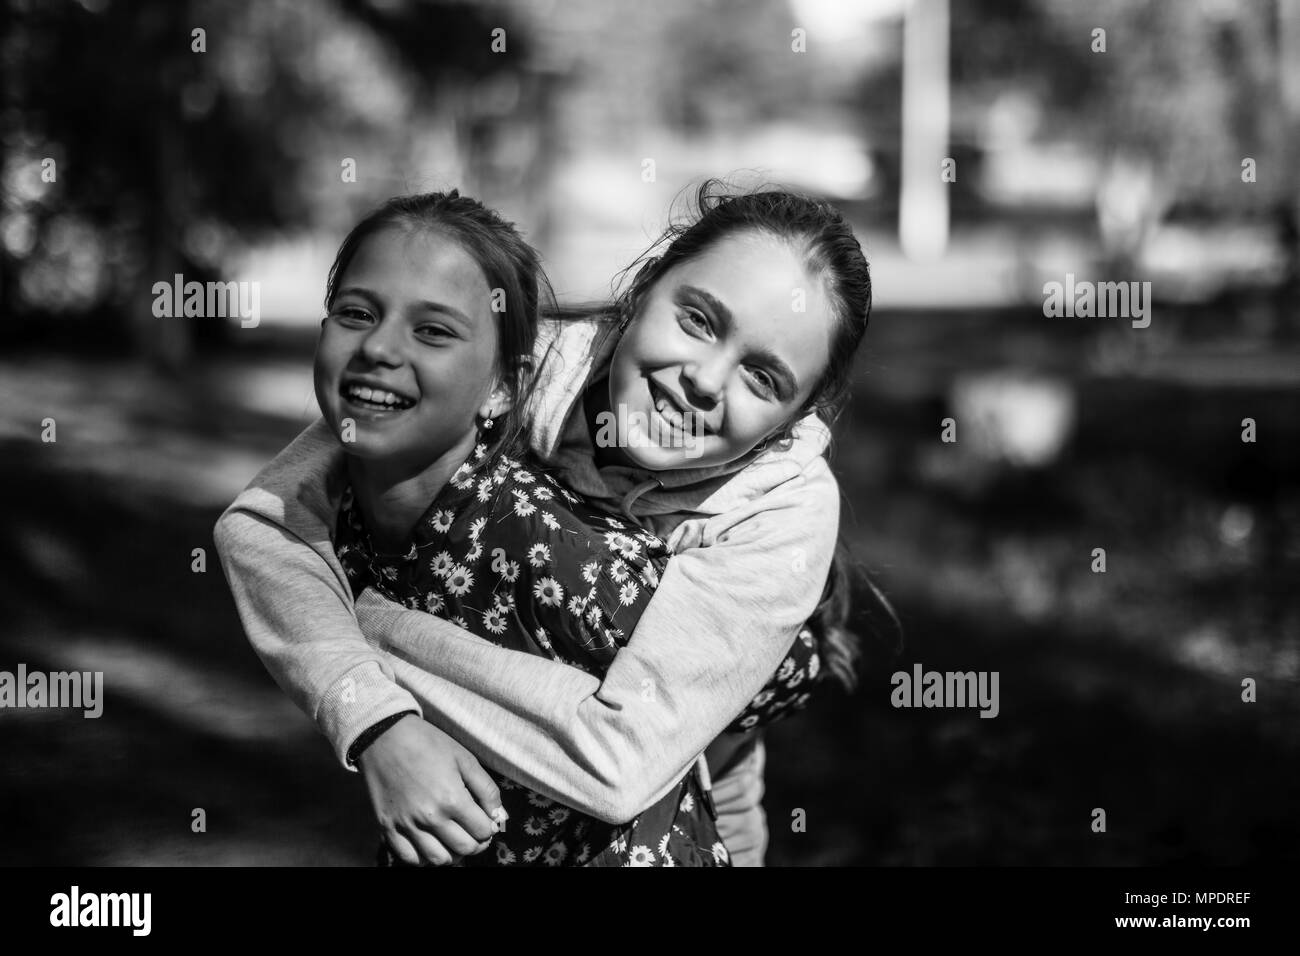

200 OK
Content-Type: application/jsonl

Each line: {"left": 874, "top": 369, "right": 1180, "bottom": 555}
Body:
{"left": 745, "top": 366, "right": 777, "bottom": 398}
{"left": 333, "top": 306, "right": 373, "bottom": 324}
{"left": 677, "top": 308, "right": 711, "bottom": 336}
{"left": 416, "top": 325, "right": 456, "bottom": 341}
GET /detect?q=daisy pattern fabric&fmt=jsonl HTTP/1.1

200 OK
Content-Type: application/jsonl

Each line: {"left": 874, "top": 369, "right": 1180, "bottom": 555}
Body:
{"left": 724, "top": 623, "right": 820, "bottom": 734}
{"left": 335, "top": 445, "right": 729, "bottom": 867}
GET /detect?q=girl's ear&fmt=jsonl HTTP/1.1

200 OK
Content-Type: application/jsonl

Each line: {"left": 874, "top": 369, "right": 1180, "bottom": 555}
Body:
{"left": 479, "top": 378, "right": 515, "bottom": 420}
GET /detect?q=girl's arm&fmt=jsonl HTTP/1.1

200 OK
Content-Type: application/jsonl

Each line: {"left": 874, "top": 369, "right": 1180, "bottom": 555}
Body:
{"left": 213, "top": 418, "right": 425, "bottom": 765}
{"left": 215, "top": 419, "right": 506, "bottom": 864}
{"left": 351, "top": 460, "right": 839, "bottom": 823}
{"left": 217, "top": 418, "right": 837, "bottom": 823}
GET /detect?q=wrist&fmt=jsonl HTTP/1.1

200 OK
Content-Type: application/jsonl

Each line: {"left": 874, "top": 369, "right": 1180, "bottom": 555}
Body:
{"left": 318, "top": 662, "right": 423, "bottom": 771}
{"left": 349, "top": 711, "right": 418, "bottom": 769}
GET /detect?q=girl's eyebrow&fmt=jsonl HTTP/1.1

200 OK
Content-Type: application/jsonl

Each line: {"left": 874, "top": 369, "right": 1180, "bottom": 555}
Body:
{"left": 679, "top": 284, "right": 799, "bottom": 399}
{"left": 412, "top": 299, "right": 473, "bottom": 327}
{"left": 679, "top": 284, "right": 734, "bottom": 332}
{"left": 335, "top": 286, "right": 383, "bottom": 310}
{"left": 336, "top": 286, "right": 472, "bottom": 327}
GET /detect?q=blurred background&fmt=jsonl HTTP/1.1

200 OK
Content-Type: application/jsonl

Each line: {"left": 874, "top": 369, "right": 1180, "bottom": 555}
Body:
{"left": 2, "top": 0, "right": 1298, "bottom": 865}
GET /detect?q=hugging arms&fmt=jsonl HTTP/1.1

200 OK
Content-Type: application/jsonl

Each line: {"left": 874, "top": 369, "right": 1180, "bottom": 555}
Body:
{"left": 215, "top": 412, "right": 838, "bottom": 855}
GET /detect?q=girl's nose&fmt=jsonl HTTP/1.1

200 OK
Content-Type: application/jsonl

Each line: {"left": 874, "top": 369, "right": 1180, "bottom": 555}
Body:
{"left": 682, "top": 354, "right": 728, "bottom": 405}
{"left": 359, "top": 319, "right": 403, "bottom": 366}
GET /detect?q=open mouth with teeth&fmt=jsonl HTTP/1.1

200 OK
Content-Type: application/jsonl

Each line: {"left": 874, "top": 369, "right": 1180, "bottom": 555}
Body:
{"left": 340, "top": 381, "right": 417, "bottom": 411}
{"left": 647, "top": 378, "right": 706, "bottom": 437}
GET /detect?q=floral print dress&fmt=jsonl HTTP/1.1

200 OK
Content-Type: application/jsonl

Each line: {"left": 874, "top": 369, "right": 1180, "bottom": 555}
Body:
{"left": 336, "top": 444, "right": 825, "bottom": 867}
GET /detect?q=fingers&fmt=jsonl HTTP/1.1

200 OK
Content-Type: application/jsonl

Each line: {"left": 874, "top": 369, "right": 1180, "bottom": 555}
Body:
{"left": 418, "top": 813, "right": 490, "bottom": 858}
{"left": 457, "top": 755, "right": 508, "bottom": 838}
{"left": 448, "top": 793, "right": 500, "bottom": 847}
{"left": 399, "top": 823, "right": 457, "bottom": 866}
{"left": 385, "top": 830, "right": 423, "bottom": 867}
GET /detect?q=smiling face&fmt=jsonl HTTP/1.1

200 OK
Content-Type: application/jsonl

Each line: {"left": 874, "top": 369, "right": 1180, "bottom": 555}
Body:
{"left": 313, "top": 225, "right": 503, "bottom": 473}
{"left": 604, "top": 230, "right": 835, "bottom": 471}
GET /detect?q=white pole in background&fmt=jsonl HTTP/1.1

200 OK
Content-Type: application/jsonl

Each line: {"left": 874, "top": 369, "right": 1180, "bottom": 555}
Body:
{"left": 899, "top": 0, "right": 950, "bottom": 260}
{"left": 1281, "top": 0, "right": 1300, "bottom": 115}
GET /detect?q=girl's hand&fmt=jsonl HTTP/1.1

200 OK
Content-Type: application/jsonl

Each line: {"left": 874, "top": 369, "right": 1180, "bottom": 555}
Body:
{"left": 357, "top": 714, "right": 507, "bottom": 865}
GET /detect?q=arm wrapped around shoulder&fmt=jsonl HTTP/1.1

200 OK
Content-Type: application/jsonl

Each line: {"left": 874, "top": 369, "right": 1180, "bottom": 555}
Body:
{"left": 354, "top": 457, "right": 842, "bottom": 820}
{"left": 212, "top": 418, "right": 422, "bottom": 770}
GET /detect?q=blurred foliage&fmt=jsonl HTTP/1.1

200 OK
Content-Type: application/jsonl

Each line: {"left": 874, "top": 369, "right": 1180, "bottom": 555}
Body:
{"left": 950, "top": 0, "right": 1298, "bottom": 215}
{"left": 2, "top": 0, "right": 1295, "bottom": 363}
{"left": 654, "top": 0, "right": 817, "bottom": 131}
{"left": 0, "top": 0, "right": 534, "bottom": 364}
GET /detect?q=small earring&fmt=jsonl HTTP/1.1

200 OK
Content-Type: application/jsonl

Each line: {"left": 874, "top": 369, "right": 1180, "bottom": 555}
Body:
{"left": 480, "top": 416, "right": 494, "bottom": 430}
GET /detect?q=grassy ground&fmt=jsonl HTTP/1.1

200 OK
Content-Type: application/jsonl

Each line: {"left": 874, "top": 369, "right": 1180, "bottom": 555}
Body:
{"left": 1, "top": 306, "right": 1297, "bottom": 865}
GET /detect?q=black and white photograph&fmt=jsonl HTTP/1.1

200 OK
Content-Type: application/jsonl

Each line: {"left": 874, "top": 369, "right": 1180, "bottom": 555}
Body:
{"left": 1, "top": 0, "right": 1296, "bottom": 933}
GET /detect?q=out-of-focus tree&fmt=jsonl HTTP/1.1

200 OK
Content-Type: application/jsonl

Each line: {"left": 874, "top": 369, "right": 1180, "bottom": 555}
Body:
{"left": 947, "top": 0, "right": 1297, "bottom": 266}
{"left": 653, "top": 0, "right": 817, "bottom": 132}
{"left": 1, "top": 0, "right": 537, "bottom": 368}
{"left": 1046, "top": 0, "right": 1294, "bottom": 266}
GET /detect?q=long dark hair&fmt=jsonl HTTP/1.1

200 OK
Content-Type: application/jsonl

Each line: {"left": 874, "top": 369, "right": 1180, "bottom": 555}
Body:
{"left": 555, "top": 178, "right": 901, "bottom": 691}
{"left": 324, "top": 190, "right": 550, "bottom": 465}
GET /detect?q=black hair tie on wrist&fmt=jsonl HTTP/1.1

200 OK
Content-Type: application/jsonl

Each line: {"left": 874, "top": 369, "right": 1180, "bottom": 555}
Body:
{"left": 347, "top": 710, "right": 417, "bottom": 767}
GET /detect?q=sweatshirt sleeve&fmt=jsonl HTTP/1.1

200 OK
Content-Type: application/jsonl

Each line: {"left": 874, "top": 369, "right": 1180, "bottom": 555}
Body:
{"left": 353, "top": 458, "right": 840, "bottom": 822}
{"left": 212, "top": 417, "right": 424, "bottom": 769}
